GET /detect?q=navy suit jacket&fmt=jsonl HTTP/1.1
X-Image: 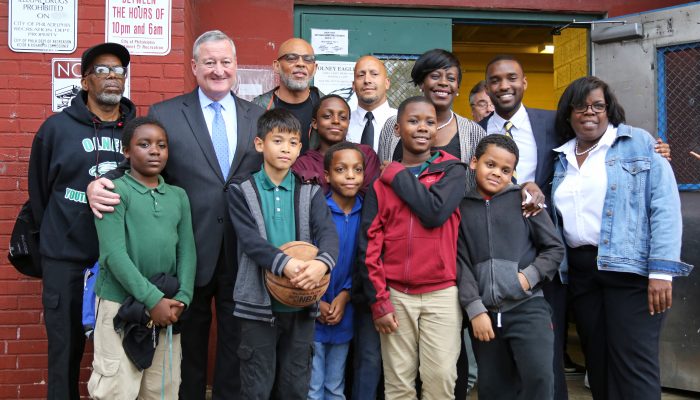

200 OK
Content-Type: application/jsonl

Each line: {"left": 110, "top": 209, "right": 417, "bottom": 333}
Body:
{"left": 149, "top": 89, "right": 264, "bottom": 286}
{"left": 479, "top": 107, "right": 563, "bottom": 196}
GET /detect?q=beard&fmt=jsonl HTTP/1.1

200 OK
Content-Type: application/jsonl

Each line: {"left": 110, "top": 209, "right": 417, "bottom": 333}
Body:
{"left": 358, "top": 92, "right": 380, "bottom": 106}
{"left": 96, "top": 92, "right": 122, "bottom": 105}
{"left": 279, "top": 71, "right": 310, "bottom": 91}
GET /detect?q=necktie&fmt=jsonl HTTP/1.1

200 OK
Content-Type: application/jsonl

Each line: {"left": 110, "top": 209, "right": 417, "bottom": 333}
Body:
{"left": 503, "top": 120, "right": 514, "bottom": 139}
{"left": 503, "top": 120, "right": 517, "bottom": 181}
{"left": 361, "top": 111, "right": 374, "bottom": 147}
{"left": 210, "top": 102, "right": 230, "bottom": 178}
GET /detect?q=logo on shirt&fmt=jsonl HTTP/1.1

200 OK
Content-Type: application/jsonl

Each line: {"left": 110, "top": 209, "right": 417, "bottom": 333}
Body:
{"left": 89, "top": 161, "right": 118, "bottom": 177}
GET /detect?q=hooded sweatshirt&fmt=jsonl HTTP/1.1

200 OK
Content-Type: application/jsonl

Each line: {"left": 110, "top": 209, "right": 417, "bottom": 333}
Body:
{"left": 457, "top": 185, "right": 564, "bottom": 321}
{"left": 28, "top": 90, "right": 136, "bottom": 264}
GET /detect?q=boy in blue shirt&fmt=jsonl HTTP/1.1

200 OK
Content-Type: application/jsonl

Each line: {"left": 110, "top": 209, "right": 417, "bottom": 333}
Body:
{"left": 308, "top": 142, "right": 365, "bottom": 399}
{"left": 228, "top": 108, "right": 339, "bottom": 399}
{"left": 89, "top": 117, "right": 196, "bottom": 399}
{"left": 457, "top": 134, "right": 564, "bottom": 400}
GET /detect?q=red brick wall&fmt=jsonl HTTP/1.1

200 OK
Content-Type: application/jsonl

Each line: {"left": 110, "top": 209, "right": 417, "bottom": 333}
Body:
{"left": 0, "top": 0, "right": 189, "bottom": 397}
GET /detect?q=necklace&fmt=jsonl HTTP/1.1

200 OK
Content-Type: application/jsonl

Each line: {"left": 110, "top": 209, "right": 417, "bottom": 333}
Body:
{"left": 437, "top": 112, "right": 455, "bottom": 130}
{"left": 575, "top": 140, "right": 599, "bottom": 156}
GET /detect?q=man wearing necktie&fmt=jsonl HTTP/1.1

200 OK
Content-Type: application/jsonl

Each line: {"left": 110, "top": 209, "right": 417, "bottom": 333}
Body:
{"left": 87, "top": 30, "right": 264, "bottom": 399}
{"left": 348, "top": 56, "right": 396, "bottom": 152}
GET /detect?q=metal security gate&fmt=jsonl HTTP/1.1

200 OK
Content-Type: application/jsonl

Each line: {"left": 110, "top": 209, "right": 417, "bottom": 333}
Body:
{"left": 657, "top": 42, "right": 700, "bottom": 191}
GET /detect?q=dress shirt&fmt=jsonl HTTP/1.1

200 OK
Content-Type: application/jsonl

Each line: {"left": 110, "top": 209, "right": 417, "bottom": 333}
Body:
{"left": 553, "top": 124, "right": 671, "bottom": 282}
{"left": 198, "top": 88, "right": 238, "bottom": 166}
{"left": 487, "top": 104, "right": 537, "bottom": 184}
{"left": 348, "top": 100, "right": 397, "bottom": 152}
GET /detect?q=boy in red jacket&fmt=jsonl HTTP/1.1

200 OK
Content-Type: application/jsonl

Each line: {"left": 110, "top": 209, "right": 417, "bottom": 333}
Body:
{"left": 356, "top": 96, "right": 466, "bottom": 400}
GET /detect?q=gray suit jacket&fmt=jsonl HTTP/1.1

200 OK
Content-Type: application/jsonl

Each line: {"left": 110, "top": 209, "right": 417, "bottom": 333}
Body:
{"left": 149, "top": 88, "right": 264, "bottom": 286}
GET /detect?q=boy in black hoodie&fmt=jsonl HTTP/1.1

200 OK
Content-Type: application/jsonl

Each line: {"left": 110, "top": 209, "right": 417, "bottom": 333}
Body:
{"left": 457, "top": 135, "right": 564, "bottom": 400}
{"left": 27, "top": 43, "right": 136, "bottom": 399}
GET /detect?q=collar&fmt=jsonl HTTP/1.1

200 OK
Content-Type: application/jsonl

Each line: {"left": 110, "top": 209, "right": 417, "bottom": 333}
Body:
{"left": 355, "top": 100, "right": 392, "bottom": 120}
{"left": 257, "top": 168, "right": 294, "bottom": 191}
{"left": 123, "top": 171, "right": 166, "bottom": 194}
{"left": 490, "top": 103, "right": 528, "bottom": 132}
{"left": 325, "top": 192, "right": 363, "bottom": 215}
{"left": 198, "top": 88, "right": 236, "bottom": 112}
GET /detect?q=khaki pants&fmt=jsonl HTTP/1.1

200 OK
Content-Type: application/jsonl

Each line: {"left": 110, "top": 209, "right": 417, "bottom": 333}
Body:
{"left": 380, "top": 286, "right": 462, "bottom": 400}
{"left": 88, "top": 298, "right": 182, "bottom": 400}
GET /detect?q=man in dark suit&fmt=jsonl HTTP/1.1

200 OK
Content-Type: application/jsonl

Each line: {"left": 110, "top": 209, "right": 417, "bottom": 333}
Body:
{"left": 478, "top": 55, "right": 568, "bottom": 400}
{"left": 88, "top": 30, "right": 264, "bottom": 399}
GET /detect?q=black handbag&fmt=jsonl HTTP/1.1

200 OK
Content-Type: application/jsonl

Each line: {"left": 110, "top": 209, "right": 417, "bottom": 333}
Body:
{"left": 7, "top": 200, "right": 42, "bottom": 278}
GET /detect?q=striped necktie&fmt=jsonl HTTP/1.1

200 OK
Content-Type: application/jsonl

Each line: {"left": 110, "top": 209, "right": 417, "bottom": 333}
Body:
{"left": 210, "top": 102, "right": 230, "bottom": 179}
{"left": 503, "top": 120, "right": 514, "bottom": 139}
{"left": 503, "top": 120, "right": 517, "bottom": 181}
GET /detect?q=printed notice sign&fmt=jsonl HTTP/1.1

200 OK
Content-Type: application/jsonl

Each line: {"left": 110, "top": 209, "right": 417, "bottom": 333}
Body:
{"left": 311, "top": 29, "right": 349, "bottom": 56}
{"left": 9, "top": 0, "right": 77, "bottom": 53}
{"left": 105, "top": 0, "right": 171, "bottom": 56}
{"left": 314, "top": 61, "right": 357, "bottom": 110}
{"left": 52, "top": 58, "right": 131, "bottom": 113}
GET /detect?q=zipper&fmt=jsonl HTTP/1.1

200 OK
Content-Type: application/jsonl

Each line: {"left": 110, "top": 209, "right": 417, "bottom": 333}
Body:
{"left": 485, "top": 200, "right": 500, "bottom": 315}
{"left": 404, "top": 213, "right": 414, "bottom": 293}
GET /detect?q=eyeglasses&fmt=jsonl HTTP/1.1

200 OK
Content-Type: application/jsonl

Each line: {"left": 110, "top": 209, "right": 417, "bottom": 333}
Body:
{"left": 573, "top": 103, "right": 607, "bottom": 114}
{"left": 277, "top": 53, "right": 316, "bottom": 64}
{"left": 199, "top": 59, "right": 235, "bottom": 69}
{"left": 88, "top": 65, "right": 127, "bottom": 78}
{"left": 471, "top": 100, "right": 492, "bottom": 110}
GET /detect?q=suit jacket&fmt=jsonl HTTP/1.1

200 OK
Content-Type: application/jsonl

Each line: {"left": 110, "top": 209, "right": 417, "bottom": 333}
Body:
{"left": 479, "top": 107, "right": 562, "bottom": 195}
{"left": 149, "top": 89, "right": 264, "bottom": 286}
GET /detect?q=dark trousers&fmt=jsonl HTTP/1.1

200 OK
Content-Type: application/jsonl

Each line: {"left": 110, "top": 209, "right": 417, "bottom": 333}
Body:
{"left": 455, "top": 310, "right": 470, "bottom": 400}
{"left": 568, "top": 246, "right": 665, "bottom": 400}
{"left": 42, "top": 257, "right": 87, "bottom": 400}
{"left": 474, "top": 297, "right": 555, "bottom": 400}
{"left": 542, "top": 274, "right": 569, "bottom": 400}
{"left": 237, "top": 312, "right": 315, "bottom": 400}
{"left": 351, "top": 307, "right": 383, "bottom": 400}
{"left": 179, "top": 252, "right": 241, "bottom": 400}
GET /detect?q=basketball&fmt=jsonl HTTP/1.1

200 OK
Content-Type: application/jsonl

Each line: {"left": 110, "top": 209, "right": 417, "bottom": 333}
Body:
{"left": 265, "top": 241, "right": 330, "bottom": 307}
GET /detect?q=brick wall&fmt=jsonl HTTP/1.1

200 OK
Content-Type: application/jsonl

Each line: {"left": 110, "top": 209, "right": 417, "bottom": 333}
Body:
{"left": 0, "top": 0, "right": 189, "bottom": 397}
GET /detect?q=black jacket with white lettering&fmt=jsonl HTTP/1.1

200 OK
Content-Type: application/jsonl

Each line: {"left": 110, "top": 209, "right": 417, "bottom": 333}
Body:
{"left": 28, "top": 90, "right": 136, "bottom": 264}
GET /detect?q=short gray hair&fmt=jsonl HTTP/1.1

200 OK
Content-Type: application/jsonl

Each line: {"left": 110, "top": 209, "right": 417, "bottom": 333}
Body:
{"left": 193, "top": 30, "right": 236, "bottom": 61}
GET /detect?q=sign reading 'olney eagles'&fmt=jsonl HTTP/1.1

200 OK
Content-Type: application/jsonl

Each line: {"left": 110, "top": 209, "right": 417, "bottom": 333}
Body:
{"left": 51, "top": 58, "right": 131, "bottom": 113}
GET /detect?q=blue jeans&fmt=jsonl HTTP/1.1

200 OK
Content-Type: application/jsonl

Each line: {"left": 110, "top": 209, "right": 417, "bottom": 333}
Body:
{"left": 351, "top": 308, "right": 382, "bottom": 400}
{"left": 309, "top": 341, "right": 350, "bottom": 400}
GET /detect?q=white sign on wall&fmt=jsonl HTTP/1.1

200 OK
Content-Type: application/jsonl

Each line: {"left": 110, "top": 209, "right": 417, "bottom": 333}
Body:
{"left": 314, "top": 61, "right": 357, "bottom": 110}
{"left": 52, "top": 58, "right": 131, "bottom": 113}
{"left": 311, "top": 29, "right": 349, "bottom": 56}
{"left": 105, "top": 0, "right": 171, "bottom": 56}
{"left": 9, "top": 0, "right": 77, "bottom": 53}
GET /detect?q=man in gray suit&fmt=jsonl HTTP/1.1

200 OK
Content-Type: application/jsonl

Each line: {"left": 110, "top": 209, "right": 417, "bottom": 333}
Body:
{"left": 88, "top": 30, "right": 264, "bottom": 399}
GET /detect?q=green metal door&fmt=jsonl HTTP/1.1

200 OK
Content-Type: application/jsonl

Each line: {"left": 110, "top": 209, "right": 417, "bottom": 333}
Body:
{"left": 296, "top": 7, "right": 452, "bottom": 106}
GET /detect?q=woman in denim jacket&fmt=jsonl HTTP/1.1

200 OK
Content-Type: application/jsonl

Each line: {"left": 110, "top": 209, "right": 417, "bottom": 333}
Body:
{"left": 550, "top": 76, "right": 693, "bottom": 400}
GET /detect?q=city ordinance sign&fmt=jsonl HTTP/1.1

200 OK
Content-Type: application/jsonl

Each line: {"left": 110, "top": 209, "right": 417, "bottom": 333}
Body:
{"left": 105, "top": 0, "right": 171, "bottom": 56}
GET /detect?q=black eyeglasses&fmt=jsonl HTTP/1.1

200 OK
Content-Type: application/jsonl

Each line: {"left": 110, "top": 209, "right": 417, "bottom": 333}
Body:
{"left": 88, "top": 65, "right": 127, "bottom": 78}
{"left": 573, "top": 103, "right": 607, "bottom": 114}
{"left": 277, "top": 53, "right": 316, "bottom": 64}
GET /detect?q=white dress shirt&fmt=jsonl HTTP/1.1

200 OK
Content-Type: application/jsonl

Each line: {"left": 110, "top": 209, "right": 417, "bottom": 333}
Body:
{"left": 487, "top": 104, "right": 538, "bottom": 184}
{"left": 553, "top": 124, "right": 671, "bottom": 281}
{"left": 348, "top": 100, "right": 397, "bottom": 152}
{"left": 198, "top": 88, "right": 238, "bottom": 165}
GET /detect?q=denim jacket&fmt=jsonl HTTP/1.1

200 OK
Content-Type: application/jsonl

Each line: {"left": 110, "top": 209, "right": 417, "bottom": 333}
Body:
{"left": 552, "top": 123, "right": 693, "bottom": 283}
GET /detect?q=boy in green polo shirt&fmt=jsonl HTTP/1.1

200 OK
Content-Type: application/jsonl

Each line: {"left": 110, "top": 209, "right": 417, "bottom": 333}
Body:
{"left": 88, "top": 117, "right": 195, "bottom": 400}
{"left": 228, "top": 108, "right": 338, "bottom": 399}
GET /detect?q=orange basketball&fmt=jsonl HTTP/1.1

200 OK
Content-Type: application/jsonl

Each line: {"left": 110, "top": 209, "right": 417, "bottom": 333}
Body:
{"left": 265, "top": 241, "right": 331, "bottom": 307}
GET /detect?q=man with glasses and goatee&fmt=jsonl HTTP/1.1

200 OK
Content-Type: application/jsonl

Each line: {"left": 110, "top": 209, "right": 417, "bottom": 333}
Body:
{"left": 28, "top": 42, "right": 136, "bottom": 399}
{"left": 253, "top": 38, "right": 323, "bottom": 154}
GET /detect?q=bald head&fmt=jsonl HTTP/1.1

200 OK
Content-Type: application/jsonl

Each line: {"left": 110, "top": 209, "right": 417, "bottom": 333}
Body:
{"left": 278, "top": 38, "right": 314, "bottom": 58}
{"left": 353, "top": 55, "right": 390, "bottom": 111}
